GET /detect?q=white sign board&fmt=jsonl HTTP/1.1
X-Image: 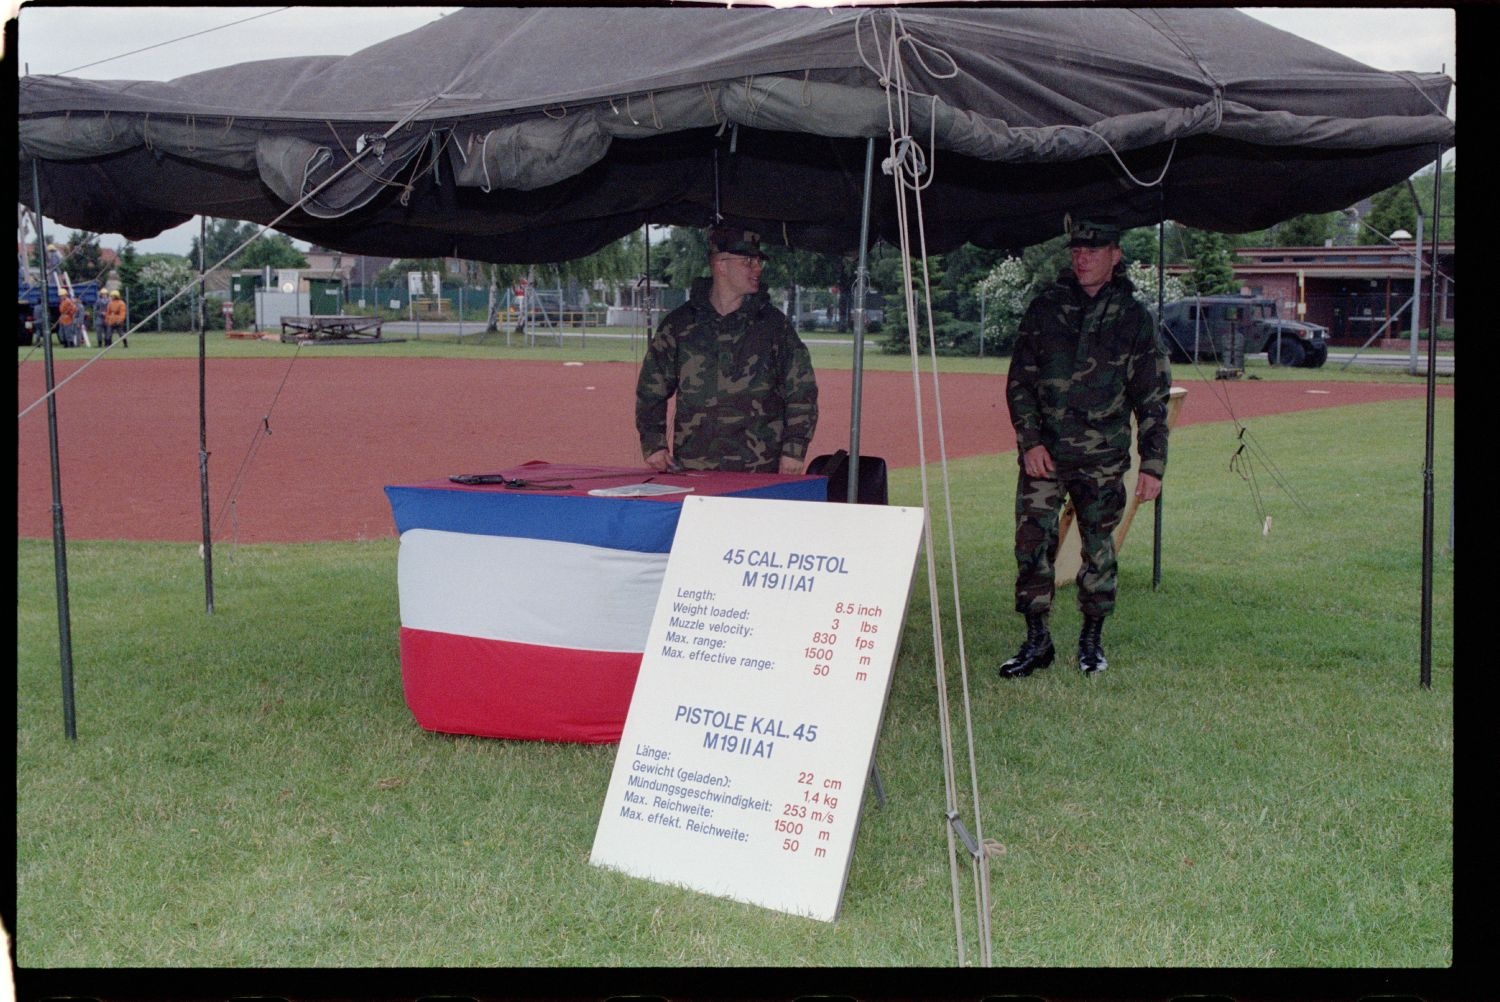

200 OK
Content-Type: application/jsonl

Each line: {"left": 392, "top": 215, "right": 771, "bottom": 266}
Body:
{"left": 406, "top": 271, "right": 441, "bottom": 297}
{"left": 590, "top": 494, "right": 925, "bottom": 921}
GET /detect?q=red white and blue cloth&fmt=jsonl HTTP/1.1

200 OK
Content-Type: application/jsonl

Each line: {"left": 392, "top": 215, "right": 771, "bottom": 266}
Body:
{"left": 384, "top": 461, "right": 826, "bottom": 743}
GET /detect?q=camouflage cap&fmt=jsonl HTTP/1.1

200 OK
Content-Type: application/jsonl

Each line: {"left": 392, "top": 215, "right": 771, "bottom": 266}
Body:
{"left": 707, "top": 226, "right": 768, "bottom": 260}
{"left": 1066, "top": 218, "right": 1122, "bottom": 247}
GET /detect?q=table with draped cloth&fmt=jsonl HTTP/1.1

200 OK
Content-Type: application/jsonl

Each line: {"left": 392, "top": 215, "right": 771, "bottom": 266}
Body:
{"left": 384, "top": 461, "right": 827, "bottom": 742}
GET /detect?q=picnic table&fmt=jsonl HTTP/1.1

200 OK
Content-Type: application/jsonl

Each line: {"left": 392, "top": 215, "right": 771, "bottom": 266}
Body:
{"left": 279, "top": 314, "right": 384, "bottom": 343}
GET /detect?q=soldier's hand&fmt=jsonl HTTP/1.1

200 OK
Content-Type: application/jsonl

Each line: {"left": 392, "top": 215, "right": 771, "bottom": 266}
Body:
{"left": 779, "top": 455, "right": 805, "bottom": 476}
{"left": 1022, "top": 445, "right": 1055, "bottom": 479}
{"left": 1135, "top": 473, "right": 1162, "bottom": 501}
{"left": 645, "top": 449, "right": 671, "bottom": 472}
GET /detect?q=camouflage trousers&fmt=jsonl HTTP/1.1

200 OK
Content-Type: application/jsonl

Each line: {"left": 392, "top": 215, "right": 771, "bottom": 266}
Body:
{"left": 1013, "top": 466, "right": 1128, "bottom": 619}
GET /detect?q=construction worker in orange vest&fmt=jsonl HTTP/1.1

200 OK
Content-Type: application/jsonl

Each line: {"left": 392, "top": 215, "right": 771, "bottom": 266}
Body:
{"left": 104, "top": 290, "right": 129, "bottom": 347}
{"left": 57, "top": 292, "right": 80, "bottom": 347}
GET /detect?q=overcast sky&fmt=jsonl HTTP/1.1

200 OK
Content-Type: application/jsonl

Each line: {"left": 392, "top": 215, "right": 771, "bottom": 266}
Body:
{"left": 12, "top": 4, "right": 1457, "bottom": 256}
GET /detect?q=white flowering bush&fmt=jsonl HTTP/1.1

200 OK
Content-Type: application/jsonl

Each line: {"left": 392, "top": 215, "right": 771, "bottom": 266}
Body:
{"left": 1126, "top": 261, "right": 1187, "bottom": 311}
{"left": 974, "top": 256, "right": 1033, "bottom": 353}
{"left": 139, "top": 257, "right": 194, "bottom": 295}
{"left": 135, "top": 257, "right": 199, "bottom": 330}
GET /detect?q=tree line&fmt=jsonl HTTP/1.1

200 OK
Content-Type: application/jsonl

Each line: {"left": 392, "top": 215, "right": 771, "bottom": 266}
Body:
{"left": 62, "top": 165, "right": 1451, "bottom": 342}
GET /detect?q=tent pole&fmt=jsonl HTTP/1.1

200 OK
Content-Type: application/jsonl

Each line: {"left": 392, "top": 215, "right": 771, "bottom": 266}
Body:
{"left": 847, "top": 136, "right": 875, "bottom": 503}
{"left": 851, "top": 136, "right": 883, "bottom": 804}
{"left": 642, "top": 225, "right": 651, "bottom": 361}
{"left": 1152, "top": 201, "right": 1166, "bottom": 589}
{"left": 198, "top": 216, "right": 215, "bottom": 614}
{"left": 31, "top": 157, "right": 78, "bottom": 740}
{"left": 1419, "top": 149, "right": 1442, "bottom": 690}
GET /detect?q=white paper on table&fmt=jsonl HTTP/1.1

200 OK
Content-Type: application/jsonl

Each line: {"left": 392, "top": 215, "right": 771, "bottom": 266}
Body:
{"left": 587, "top": 483, "right": 694, "bottom": 497}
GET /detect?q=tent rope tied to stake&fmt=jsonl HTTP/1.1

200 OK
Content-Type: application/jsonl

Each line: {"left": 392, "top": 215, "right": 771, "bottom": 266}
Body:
{"left": 212, "top": 343, "right": 306, "bottom": 547}
{"left": 1154, "top": 248, "right": 1313, "bottom": 530}
{"left": 867, "top": 7, "right": 995, "bottom": 967}
{"left": 858, "top": 4, "right": 1286, "bottom": 964}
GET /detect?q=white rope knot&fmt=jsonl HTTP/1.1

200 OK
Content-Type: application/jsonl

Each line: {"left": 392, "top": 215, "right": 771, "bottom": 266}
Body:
{"left": 887, "top": 136, "right": 928, "bottom": 180}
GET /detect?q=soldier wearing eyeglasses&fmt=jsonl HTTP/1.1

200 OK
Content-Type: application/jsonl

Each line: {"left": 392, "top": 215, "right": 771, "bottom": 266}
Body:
{"left": 636, "top": 226, "right": 819, "bottom": 475}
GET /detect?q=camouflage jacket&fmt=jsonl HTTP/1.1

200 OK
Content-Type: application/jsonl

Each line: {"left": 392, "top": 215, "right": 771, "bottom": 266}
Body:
{"left": 635, "top": 277, "right": 818, "bottom": 472}
{"left": 1006, "top": 266, "right": 1171, "bottom": 479}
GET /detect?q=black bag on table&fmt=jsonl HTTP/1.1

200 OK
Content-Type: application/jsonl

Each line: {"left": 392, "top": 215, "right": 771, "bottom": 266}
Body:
{"left": 806, "top": 449, "right": 888, "bottom": 505}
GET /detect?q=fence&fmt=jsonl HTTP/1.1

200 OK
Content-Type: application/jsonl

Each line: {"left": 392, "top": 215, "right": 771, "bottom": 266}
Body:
{"left": 76, "top": 282, "right": 885, "bottom": 335}
{"left": 341, "top": 284, "right": 618, "bottom": 327}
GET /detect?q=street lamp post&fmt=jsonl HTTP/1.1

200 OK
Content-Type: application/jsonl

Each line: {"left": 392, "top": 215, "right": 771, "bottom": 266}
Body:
{"left": 1404, "top": 179, "right": 1424, "bottom": 377}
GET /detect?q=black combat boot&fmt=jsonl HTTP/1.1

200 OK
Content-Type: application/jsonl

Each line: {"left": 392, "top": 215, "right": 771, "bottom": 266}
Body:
{"left": 999, "top": 613, "right": 1054, "bottom": 679}
{"left": 1078, "top": 615, "right": 1108, "bottom": 675}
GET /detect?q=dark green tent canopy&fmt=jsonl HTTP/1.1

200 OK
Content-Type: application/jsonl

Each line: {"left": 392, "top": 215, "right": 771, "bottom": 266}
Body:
{"left": 19, "top": 7, "right": 1453, "bottom": 261}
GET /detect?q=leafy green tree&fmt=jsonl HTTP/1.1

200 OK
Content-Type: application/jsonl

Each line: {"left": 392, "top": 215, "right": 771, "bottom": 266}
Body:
{"left": 1408, "top": 164, "right": 1455, "bottom": 241}
{"left": 479, "top": 233, "right": 645, "bottom": 328}
{"left": 762, "top": 247, "right": 862, "bottom": 331}
{"left": 1019, "top": 236, "right": 1071, "bottom": 298}
{"left": 190, "top": 218, "right": 256, "bottom": 270}
{"left": 866, "top": 245, "right": 908, "bottom": 324}
{"left": 1270, "top": 212, "right": 1338, "bottom": 247}
{"left": 940, "top": 242, "right": 1007, "bottom": 334}
{"left": 189, "top": 220, "right": 308, "bottom": 272}
{"left": 1181, "top": 230, "right": 1239, "bottom": 296}
{"left": 558, "top": 230, "right": 645, "bottom": 289}
{"left": 236, "top": 232, "right": 310, "bottom": 271}
{"left": 64, "top": 230, "right": 106, "bottom": 285}
{"left": 877, "top": 252, "right": 978, "bottom": 355}
{"left": 1362, "top": 185, "right": 1418, "bottom": 244}
{"left": 115, "top": 243, "right": 143, "bottom": 319}
{"left": 1119, "top": 227, "right": 1162, "bottom": 269}
{"left": 644, "top": 229, "right": 864, "bottom": 331}
{"left": 871, "top": 246, "right": 917, "bottom": 354}
{"left": 654, "top": 227, "right": 710, "bottom": 291}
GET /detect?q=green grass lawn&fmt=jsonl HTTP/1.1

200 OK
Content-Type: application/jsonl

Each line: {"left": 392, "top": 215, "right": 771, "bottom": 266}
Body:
{"left": 16, "top": 397, "right": 1452, "bottom": 968}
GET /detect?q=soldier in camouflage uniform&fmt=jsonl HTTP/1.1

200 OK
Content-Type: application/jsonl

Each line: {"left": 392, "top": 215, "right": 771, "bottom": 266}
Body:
{"left": 635, "top": 227, "right": 818, "bottom": 474}
{"left": 1000, "top": 219, "right": 1172, "bottom": 677}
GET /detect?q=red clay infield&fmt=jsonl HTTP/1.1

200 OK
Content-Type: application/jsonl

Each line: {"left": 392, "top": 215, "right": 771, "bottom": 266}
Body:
{"left": 18, "top": 357, "right": 1452, "bottom": 544}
